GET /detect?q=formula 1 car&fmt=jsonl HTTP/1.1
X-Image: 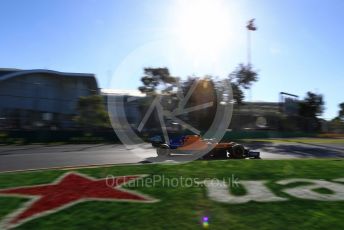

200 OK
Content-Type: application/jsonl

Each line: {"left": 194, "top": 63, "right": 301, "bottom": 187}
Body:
{"left": 149, "top": 135, "right": 260, "bottom": 159}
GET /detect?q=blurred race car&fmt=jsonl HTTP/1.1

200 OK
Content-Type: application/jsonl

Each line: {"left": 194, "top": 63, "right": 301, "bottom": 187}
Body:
{"left": 149, "top": 135, "right": 260, "bottom": 159}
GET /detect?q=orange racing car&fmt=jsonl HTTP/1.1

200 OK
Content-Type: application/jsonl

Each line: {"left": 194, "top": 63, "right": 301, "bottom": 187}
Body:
{"left": 150, "top": 135, "right": 260, "bottom": 159}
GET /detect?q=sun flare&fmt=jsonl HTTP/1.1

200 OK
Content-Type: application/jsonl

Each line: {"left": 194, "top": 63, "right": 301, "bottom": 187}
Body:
{"left": 173, "top": 0, "right": 234, "bottom": 58}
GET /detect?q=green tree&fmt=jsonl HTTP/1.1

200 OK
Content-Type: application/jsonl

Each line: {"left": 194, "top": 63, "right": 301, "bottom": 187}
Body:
{"left": 338, "top": 102, "right": 344, "bottom": 119}
{"left": 332, "top": 103, "right": 344, "bottom": 121}
{"left": 181, "top": 77, "right": 218, "bottom": 131}
{"left": 138, "top": 67, "right": 179, "bottom": 95}
{"left": 138, "top": 68, "right": 221, "bottom": 133}
{"left": 75, "top": 95, "right": 111, "bottom": 129}
{"left": 298, "top": 92, "right": 324, "bottom": 118}
{"left": 228, "top": 64, "right": 258, "bottom": 104}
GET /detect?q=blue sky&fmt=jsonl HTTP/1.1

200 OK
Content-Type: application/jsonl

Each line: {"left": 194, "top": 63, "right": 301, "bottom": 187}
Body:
{"left": 0, "top": 0, "right": 343, "bottom": 119}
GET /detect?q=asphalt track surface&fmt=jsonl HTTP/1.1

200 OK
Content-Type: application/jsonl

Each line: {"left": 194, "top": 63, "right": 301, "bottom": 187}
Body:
{"left": 0, "top": 139, "right": 343, "bottom": 172}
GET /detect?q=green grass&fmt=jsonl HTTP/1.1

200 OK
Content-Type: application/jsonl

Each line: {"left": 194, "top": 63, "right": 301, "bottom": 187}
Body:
{"left": 0, "top": 159, "right": 344, "bottom": 229}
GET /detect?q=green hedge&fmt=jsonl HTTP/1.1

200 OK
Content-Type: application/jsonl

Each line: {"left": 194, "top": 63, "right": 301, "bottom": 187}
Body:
{"left": 222, "top": 130, "right": 318, "bottom": 140}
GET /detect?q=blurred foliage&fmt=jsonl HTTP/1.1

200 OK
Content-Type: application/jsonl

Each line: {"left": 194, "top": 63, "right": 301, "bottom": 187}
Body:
{"left": 328, "top": 104, "right": 344, "bottom": 133}
{"left": 138, "top": 68, "right": 224, "bottom": 133}
{"left": 298, "top": 92, "right": 324, "bottom": 118}
{"left": 181, "top": 77, "right": 217, "bottom": 131}
{"left": 338, "top": 102, "right": 344, "bottom": 120}
{"left": 138, "top": 65, "right": 259, "bottom": 106}
{"left": 138, "top": 67, "right": 179, "bottom": 95}
{"left": 229, "top": 64, "right": 258, "bottom": 105}
{"left": 231, "top": 82, "right": 245, "bottom": 105}
{"left": 75, "top": 95, "right": 111, "bottom": 129}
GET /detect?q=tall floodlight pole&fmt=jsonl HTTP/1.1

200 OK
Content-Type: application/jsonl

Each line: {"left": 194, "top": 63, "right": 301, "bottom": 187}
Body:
{"left": 246, "top": 19, "right": 257, "bottom": 107}
{"left": 246, "top": 19, "right": 257, "bottom": 66}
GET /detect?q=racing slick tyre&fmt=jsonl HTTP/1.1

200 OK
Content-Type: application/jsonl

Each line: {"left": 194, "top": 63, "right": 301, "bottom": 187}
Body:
{"left": 214, "top": 149, "right": 228, "bottom": 159}
{"left": 229, "top": 144, "right": 245, "bottom": 159}
{"left": 157, "top": 144, "right": 170, "bottom": 157}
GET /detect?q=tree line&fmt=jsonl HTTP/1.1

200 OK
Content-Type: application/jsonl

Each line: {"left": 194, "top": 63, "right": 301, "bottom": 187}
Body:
{"left": 75, "top": 64, "right": 343, "bottom": 133}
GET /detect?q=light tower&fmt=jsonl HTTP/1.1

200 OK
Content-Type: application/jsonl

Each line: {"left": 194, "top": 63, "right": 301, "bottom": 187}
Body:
{"left": 246, "top": 19, "right": 257, "bottom": 104}
{"left": 246, "top": 19, "right": 257, "bottom": 65}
